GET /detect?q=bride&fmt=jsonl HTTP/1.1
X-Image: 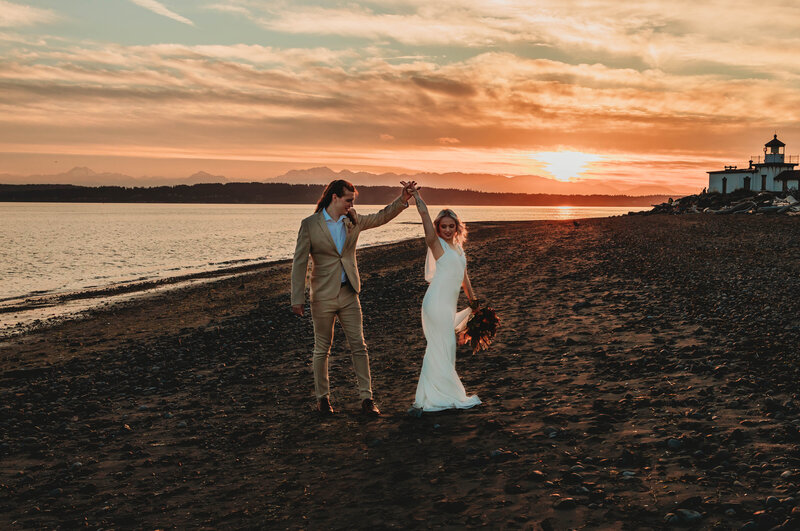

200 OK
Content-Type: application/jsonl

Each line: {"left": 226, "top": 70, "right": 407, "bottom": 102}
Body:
{"left": 405, "top": 183, "right": 481, "bottom": 415}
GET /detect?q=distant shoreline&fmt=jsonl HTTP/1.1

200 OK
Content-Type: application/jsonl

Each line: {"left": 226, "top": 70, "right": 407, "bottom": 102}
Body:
{"left": 0, "top": 182, "right": 672, "bottom": 206}
{"left": 0, "top": 257, "right": 293, "bottom": 316}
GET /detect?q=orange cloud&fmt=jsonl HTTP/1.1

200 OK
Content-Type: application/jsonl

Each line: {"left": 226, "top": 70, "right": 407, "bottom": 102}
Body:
{"left": 3, "top": 1, "right": 800, "bottom": 190}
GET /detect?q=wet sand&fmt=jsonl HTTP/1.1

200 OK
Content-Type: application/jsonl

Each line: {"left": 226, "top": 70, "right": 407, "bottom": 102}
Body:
{"left": 1, "top": 216, "right": 800, "bottom": 529}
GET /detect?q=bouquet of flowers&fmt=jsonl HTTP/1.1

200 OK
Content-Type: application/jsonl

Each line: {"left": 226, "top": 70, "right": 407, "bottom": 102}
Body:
{"left": 458, "top": 300, "right": 500, "bottom": 354}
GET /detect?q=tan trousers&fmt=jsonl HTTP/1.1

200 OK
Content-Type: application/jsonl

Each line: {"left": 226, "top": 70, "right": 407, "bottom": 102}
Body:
{"left": 310, "top": 283, "right": 373, "bottom": 400}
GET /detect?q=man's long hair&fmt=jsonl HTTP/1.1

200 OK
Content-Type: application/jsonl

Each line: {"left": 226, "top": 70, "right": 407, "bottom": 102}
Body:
{"left": 315, "top": 179, "right": 357, "bottom": 213}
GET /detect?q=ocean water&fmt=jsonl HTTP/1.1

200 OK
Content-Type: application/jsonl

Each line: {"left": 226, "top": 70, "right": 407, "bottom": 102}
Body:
{"left": 0, "top": 203, "right": 640, "bottom": 331}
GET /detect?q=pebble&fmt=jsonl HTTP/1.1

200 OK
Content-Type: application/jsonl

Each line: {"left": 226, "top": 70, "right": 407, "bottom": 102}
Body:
{"left": 675, "top": 508, "right": 703, "bottom": 523}
{"left": 765, "top": 496, "right": 781, "bottom": 508}
{"left": 526, "top": 470, "right": 547, "bottom": 482}
{"left": 489, "top": 449, "right": 517, "bottom": 461}
{"left": 543, "top": 426, "right": 559, "bottom": 438}
{"left": 667, "top": 438, "right": 683, "bottom": 450}
{"left": 752, "top": 510, "right": 779, "bottom": 529}
{"left": 554, "top": 498, "right": 577, "bottom": 510}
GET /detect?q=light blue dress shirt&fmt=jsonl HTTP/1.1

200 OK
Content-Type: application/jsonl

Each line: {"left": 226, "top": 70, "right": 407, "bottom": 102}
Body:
{"left": 322, "top": 208, "right": 348, "bottom": 283}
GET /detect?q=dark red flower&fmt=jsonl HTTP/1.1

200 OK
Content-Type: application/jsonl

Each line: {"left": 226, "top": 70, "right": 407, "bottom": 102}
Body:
{"left": 462, "top": 306, "right": 500, "bottom": 355}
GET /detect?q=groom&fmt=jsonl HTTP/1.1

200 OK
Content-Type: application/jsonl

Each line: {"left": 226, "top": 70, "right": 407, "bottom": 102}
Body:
{"left": 291, "top": 179, "right": 415, "bottom": 416}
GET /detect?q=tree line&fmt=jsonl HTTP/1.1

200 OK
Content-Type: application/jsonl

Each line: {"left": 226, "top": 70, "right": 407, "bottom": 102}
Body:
{"left": 0, "top": 182, "right": 667, "bottom": 206}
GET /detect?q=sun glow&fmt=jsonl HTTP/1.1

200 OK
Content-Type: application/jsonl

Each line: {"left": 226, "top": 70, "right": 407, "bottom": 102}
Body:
{"left": 532, "top": 151, "right": 604, "bottom": 182}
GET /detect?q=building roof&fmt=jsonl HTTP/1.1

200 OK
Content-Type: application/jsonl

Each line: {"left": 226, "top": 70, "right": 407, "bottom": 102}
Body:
{"left": 765, "top": 134, "right": 785, "bottom": 148}
{"left": 708, "top": 168, "right": 756, "bottom": 174}
{"left": 774, "top": 170, "right": 800, "bottom": 181}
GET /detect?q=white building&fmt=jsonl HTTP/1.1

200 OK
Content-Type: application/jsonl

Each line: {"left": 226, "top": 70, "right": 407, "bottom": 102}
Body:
{"left": 708, "top": 135, "right": 800, "bottom": 194}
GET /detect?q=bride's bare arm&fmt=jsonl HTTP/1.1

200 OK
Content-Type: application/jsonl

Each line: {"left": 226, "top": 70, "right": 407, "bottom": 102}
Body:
{"left": 462, "top": 269, "right": 477, "bottom": 307}
{"left": 412, "top": 190, "right": 444, "bottom": 259}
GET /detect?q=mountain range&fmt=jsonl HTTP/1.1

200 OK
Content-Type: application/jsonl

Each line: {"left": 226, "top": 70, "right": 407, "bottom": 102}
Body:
{"left": 266, "top": 167, "right": 694, "bottom": 196}
{"left": 0, "top": 167, "right": 227, "bottom": 188}
{"left": 0, "top": 166, "right": 696, "bottom": 197}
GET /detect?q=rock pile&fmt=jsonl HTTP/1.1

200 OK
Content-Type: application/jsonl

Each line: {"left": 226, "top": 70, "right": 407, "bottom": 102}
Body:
{"left": 638, "top": 189, "right": 800, "bottom": 216}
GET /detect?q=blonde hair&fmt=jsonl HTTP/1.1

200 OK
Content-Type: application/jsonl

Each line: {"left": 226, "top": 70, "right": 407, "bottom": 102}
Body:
{"left": 434, "top": 208, "right": 467, "bottom": 245}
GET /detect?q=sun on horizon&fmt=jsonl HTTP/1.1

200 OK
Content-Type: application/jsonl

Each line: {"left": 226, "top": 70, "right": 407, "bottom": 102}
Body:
{"left": 532, "top": 151, "right": 604, "bottom": 182}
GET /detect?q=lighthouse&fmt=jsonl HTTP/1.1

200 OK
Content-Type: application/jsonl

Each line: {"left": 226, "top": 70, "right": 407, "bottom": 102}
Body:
{"left": 708, "top": 135, "right": 800, "bottom": 194}
{"left": 764, "top": 134, "right": 786, "bottom": 164}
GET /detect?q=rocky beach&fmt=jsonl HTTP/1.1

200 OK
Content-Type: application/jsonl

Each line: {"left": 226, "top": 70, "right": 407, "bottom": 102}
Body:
{"left": 1, "top": 215, "right": 800, "bottom": 530}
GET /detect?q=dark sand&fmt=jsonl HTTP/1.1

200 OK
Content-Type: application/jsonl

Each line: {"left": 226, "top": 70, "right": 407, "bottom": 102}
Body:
{"left": 2, "top": 216, "right": 800, "bottom": 530}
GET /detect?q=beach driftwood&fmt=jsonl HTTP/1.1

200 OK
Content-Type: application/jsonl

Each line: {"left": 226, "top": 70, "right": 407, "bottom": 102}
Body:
{"left": 638, "top": 189, "right": 799, "bottom": 216}
{"left": 714, "top": 200, "right": 755, "bottom": 215}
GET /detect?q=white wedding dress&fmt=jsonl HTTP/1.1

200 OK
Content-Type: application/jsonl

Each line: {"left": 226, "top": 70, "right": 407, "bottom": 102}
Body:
{"left": 412, "top": 237, "right": 481, "bottom": 412}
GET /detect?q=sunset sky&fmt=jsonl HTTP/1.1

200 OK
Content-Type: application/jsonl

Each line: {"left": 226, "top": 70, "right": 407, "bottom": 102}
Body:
{"left": 2, "top": 0, "right": 800, "bottom": 192}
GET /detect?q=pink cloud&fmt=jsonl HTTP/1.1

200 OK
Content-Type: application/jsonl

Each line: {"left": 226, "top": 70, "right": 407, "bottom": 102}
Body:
{"left": 0, "top": 1, "right": 57, "bottom": 27}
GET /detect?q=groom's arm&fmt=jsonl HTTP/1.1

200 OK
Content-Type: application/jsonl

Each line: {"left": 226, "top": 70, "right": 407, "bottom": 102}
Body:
{"left": 356, "top": 195, "right": 407, "bottom": 231}
{"left": 290, "top": 220, "right": 311, "bottom": 314}
{"left": 356, "top": 185, "right": 413, "bottom": 230}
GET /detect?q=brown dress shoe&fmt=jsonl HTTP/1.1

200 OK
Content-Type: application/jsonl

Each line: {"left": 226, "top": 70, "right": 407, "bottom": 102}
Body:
{"left": 317, "top": 396, "right": 334, "bottom": 416}
{"left": 361, "top": 398, "right": 381, "bottom": 417}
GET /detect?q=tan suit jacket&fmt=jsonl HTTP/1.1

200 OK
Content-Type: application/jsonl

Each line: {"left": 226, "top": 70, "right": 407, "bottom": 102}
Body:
{"left": 291, "top": 196, "right": 408, "bottom": 305}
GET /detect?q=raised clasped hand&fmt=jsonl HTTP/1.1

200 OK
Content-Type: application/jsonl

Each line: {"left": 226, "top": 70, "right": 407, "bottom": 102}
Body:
{"left": 400, "top": 180, "right": 420, "bottom": 201}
